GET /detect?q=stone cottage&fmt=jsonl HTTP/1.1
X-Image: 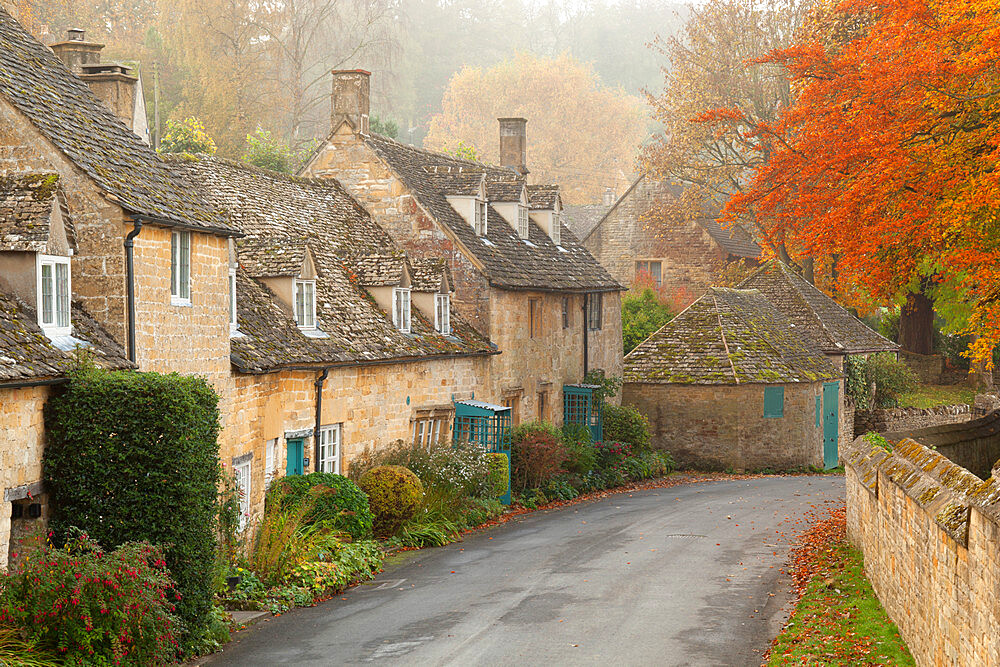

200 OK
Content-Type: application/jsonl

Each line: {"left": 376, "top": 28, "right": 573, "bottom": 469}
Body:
{"left": 736, "top": 260, "right": 899, "bottom": 459}
{"left": 301, "top": 70, "right": 624, "bottom": 424}
{"left": 577, "top": 173, "right": 760, "bottom": 300}
{"left": 0, "top": 9, "right": 239, "bottom": 566}
{"left": 172, "top": 155, "right": 498, "bottom": 519}
{"left": 622, "top": 287, "right": 841, "bottom": 471}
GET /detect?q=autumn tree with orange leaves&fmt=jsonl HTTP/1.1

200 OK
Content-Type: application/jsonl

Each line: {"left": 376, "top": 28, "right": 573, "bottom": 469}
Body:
{"left": 709, "top": 0, "right": 1000, "bottom": 367}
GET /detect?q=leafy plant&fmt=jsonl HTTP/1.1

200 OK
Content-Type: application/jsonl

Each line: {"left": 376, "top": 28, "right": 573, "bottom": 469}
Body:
{"left": 158, "top": 117, "right": 217, "bottom": 154}
{"left": 603, "top": 404, "right": 651, "bottom": 451}
{"left": 560, "top": 423, "right": 597, "bottom": 474}
{"left": 844, "top": 353, "right": 919, "bottom": 409}
{"left": 863, "top": 432, "right": 893, "bottom": 452}
{"left": 511, "top": 430, "right": 567, "bottom": 491}
{"left": 269, "top": 472, "right": 374, "bottom": 539}
{"left": 583, "top": 369, "right": 623, "bottom": 403}
{"left": 241, "top": 127, "right": 295, "bottom": 173}
{"left": 350, "top": 440, "right": 496, "bottom": 499}
{"left": 622, "top": 288, "right": 674, "bottom": 354}
{"left": 358, "top": 466, "right": 424, "bottom": 536}
{"left": 0, "top": 530, "right": 180, "bottom": 665}
{"left": 0, "top": 626, "right": 61, "bottom": 667}
{"left": 43, "top": 365, "right": 221, "bottom": 639}
{"left": 485, "top": 452, "right": 510, "bottom": 499}
{"left": 511, "top": 419, "right": 562, "bottom": 444}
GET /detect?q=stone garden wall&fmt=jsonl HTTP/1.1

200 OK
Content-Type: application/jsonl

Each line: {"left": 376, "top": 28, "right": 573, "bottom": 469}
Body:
{"left": 854, "top": 404, "right": 972, "bottom": 439}
{"left": 845, "top": 425, "right": 1000, "bottom": 665}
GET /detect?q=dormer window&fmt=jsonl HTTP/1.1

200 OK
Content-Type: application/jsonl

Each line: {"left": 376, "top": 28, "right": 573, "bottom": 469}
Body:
{"left": 38, "top": 254, "right": 71, "bottom": 336}
{"left": 435, "top": 293, "right": 450, "bottom": 335}
{"left": 517, "top": 205, "right": 529, "bottom": 239}
{"left": 475, "top": 200, "right": 488, "bottom": 236}
{"left": 552, "top": 213, "right": 562, "bottom": 246}
{"left": 393, "top": 287, "right": 411, "bottom": 333}
{"left": 170, "top": 231, "right": 191, "bottom": 304}
{"left": 295, "top": 279, "right": 316, "bottom": 329}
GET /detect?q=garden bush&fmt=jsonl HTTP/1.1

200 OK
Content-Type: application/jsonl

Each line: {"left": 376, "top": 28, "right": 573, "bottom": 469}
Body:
{"left": 845, "top": 353, "right": 919, "bottom": 409}
{"left": 268, "top": 472, "right": 374, "bottom": 539}
{"left": 0, "top": 530, "right": 180, "bottom": 665}
{"left": 511, "top": 430, "right": 567, "bottom": 491}
{"left": 603, "top": 404, "right": 651, "bottom": 451}
{"left": 358, "top": 466, "right": 423, "bottom": 535}
{"left": 511, "top": 419, "right": 562, "bottom": 444}
{"left": 485, "top": 452, "right": 510, "bottom": 498}
{"left": 349, "top": 440, "right": 495, "bottom": 498}
{"left": 561, "top": 423, "right": 597, "bottom": 474}
{"left": 43, "top": 365, "right": 220, "bottom": 640}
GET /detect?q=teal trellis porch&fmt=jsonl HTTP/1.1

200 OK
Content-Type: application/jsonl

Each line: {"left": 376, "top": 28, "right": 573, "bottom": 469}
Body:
{"left": 453, "top": 400, "right": 512, "bottom": 504}
{"left": 563, "top": 384, "right": 603, "bottom": 442}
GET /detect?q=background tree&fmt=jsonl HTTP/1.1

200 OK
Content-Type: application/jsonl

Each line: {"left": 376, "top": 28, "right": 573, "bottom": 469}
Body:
{"left": 424, "top": 52, "right": 647, "bottom": 204}
{"left": 158, "top": 117, "right": 217, "bottom": 154}
{"left": 641, "top": 0, "right": 808, "bottom": 256}
{"left": 621, "top": 287, "right": 674, "bottom": 354}
{"left": 722, "top": 0, "right": 1000, "bottom": 365}
{"left": 241, "top": 128, "right": 295, "bottom": 173}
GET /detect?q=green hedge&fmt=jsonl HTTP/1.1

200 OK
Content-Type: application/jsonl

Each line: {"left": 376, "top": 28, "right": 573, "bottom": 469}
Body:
{"left": 43, "top": 367, "right": 221, "bottom": 639}
{"left": 358, "top": 466, "right": 423, "bottom": 536}
{"left": 604, "top": 404, "right": 651, "bottom": 451}
{"left": 485, "top": 453, "right": 510, "bottom": 498}
{"left": 268, "top": 472, "right": 374, "bottom": 539}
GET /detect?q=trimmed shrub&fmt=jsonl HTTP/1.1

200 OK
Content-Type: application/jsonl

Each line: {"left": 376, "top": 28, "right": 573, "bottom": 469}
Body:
{"left": 358, "top": 466, "right": 423, "bottom": 536}
{"left": 43, "top": 366, "right": 220, "bottom": 639}
{"left": 561, "top": 423, "right": 597, "bottom": 474}
{"left": 0, "top": 530, "right": 180, "bottom": 665}
{"left": 349, "top": 440, "right": 495, "bottom": 498}
{"left": 512, "top": 431, "right": 567, "bottom": 491}
{"left": 268, "top": 472, "right": 373, "bottom": 539}
{"left": 604, "top": 404, "right": 651, "bottom": 451}
{"left": 485, "top": 452, "right": 510, "bottom": 498}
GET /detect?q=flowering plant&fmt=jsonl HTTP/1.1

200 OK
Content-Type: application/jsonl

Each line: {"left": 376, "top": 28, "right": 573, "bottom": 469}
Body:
{"left": 0, "top": 529, "right": 180, "bottom": 665}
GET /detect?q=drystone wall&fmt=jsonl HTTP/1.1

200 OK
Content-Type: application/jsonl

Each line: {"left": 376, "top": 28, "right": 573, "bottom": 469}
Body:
{"left": 845, "top": 429, "right": 1000, "bottom": 665}
{"left": 854, "top": 404, "right": 972, "bottom": 439}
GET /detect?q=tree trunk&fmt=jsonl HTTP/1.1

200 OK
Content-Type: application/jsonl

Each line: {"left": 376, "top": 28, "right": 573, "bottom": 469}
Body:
{"left": 898, "top": 288, "right": 935, "bottom": 355}
{"left": 802, "top": 256, "right": 814, "bottom": 284}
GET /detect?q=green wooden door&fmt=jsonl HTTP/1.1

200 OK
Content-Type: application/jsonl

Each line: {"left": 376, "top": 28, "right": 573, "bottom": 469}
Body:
{"left": 822, "top": 382, "right": 840, "bottom": 469}
{"left": 286, "top": 438, "right": 304, "bottom": 476}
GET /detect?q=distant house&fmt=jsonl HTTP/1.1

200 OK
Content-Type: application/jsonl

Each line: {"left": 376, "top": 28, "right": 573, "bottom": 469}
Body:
{"left": 580, "top": 174, "right": 760, "bottom": 299}
{"left": 302, "top": 71, "right": 623, "bottom": 424}
{"left": 622, "top": 287, "right": 841, "bottom": 471}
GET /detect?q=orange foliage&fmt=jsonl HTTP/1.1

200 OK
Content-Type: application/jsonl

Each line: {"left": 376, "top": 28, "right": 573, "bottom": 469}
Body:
{"left": 709, "top": 0, "right": 1000, "bottom": 363}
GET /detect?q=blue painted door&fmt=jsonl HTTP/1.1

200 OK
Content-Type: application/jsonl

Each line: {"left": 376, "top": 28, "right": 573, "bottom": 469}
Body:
{"left": 822, "top": 382, "right": 840, "bottom": 469}
{"left": 286, "top": 438, "right": 304, "bottom": 476}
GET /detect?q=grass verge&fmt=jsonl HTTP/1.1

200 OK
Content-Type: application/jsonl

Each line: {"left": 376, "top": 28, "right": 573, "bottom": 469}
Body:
{"left": 896, "top": 384, "right": 975, "bottom": 409}
{"left": 766, "top": 504, "right": 914, "bottom": 666}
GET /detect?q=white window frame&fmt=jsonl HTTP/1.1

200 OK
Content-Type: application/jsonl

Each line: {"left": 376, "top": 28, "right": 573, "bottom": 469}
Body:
{"left": 228, "top": 268, "right": 238, "bottom": 333}
{"left": 36, "top": 254, "right": 72, "bottom": 337}
{"left": 393, "top": 287, "right": 411, "bottom": 333}
{"left": 233, "top": 459, "right": 252, "bottom": 531}
{"left": 435, "top": 293, "right": 451, "bottom": 335}
{"left": 294, "top": 279, "right": 316, "bottom": 329}
{"left": 474, "top": 199, "right": 488, "bottom": 236}
{"left": 412, "top": 417, "right": 446, "bottom": 450}
{"left": 552, "top": 212, "right": 562, "bottom": 246}
{"left": 170, "top": 230, "right": 191, "bottom": 305}
{"left": 264, "top": 438, "right": 278, "bottom": 488}
{"left": 318, "top": 425, "right": 341, "bottom": 474}
{"left": 517, "top": 204, "right": 529, "bottom": 239}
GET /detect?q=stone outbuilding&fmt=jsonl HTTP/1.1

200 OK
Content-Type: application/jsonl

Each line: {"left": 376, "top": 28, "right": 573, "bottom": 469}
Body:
{"left": 622, "top": 287, "right": 841, "bottom": 471}
{"left": 575, "top": 173, "right": 761, "bottom": 300}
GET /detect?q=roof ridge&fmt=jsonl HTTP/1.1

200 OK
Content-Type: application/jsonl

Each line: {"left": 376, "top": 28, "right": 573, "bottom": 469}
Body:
{"left": 368, "top": 132, "right": 509, "bottom": 173}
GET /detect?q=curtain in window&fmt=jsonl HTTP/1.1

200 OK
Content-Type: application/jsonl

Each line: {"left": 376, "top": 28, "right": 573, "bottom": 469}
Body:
{"left": 55, "top": 263, "right": 70, "bottom": 327}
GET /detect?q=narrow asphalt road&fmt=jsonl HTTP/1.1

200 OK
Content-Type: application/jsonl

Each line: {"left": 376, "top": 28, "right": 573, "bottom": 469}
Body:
{"left": 205, "top": 475, "right": 844, "bottom": 667}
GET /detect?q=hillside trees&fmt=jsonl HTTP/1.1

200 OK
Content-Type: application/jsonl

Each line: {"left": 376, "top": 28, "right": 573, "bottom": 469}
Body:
{"left": 721, "top": 0, "right": 1000, "bottom": 364}
{"left": 424, "top": 52, "right": 647, "bottom": 204}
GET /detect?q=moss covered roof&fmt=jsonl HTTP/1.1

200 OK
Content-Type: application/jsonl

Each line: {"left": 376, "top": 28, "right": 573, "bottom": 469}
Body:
{"left": 0, "top": 173, "right": 66, "bottom": 251}
{"left": 623, "top": 287, "right": 840, "bottom": 385}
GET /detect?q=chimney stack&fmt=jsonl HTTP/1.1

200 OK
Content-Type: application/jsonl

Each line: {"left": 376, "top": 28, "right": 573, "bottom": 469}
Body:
{"left": 498, "top": 117, "right": 528, "bottom": 176}
{"left": 50, "top": 29, "right": 103, "bottom": 73}
{"left": 331, "top": 69, "right": 370, "bottom": 136}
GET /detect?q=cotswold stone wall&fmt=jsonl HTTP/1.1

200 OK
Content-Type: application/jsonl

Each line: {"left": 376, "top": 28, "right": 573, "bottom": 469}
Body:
{"left": 845, "top": 436, "right": 1000, "bottom": 665}
{"left": 582, "top": 175, "right": 728, "bottom": 297}
{"left": 855, "top": 404, "right": 972, "bottom": 438}
{"left": 883, "top": 410, "right": 1000, "bottom": 481}
{"left": 0, "top": 385, "right": 50, "bottom": 569}
{"left": 622, "top": 381, "right": 825, "bottom": 471}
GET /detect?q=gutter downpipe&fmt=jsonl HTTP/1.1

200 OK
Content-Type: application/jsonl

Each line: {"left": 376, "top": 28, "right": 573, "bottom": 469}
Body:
{"left": 313, "top": 368, "right": 330, "bottom": 473}
{"left": 582, "top": 293, "right": 589, "bottom": 380}
{"left": 124, "top": 219, "right": 143, "bottom": 364}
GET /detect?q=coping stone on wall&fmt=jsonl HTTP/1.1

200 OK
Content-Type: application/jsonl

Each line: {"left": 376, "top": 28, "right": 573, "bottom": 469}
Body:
{"left": 3, "top": 481, "right": 44, "bottom": 502}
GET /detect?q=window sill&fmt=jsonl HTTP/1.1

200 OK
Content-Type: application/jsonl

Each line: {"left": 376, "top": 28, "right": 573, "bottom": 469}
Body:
{"left": 170, "top": 297, "right": 192, "bottom": 307}
{"left": 299, "top": 327, "right": 329, "bottom": 339}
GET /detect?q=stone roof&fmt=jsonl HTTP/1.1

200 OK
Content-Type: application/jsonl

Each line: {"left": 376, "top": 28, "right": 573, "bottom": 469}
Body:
{"left": 737, "top": 260, "right": 898, "bottom": 355}
{"left": 169, "top": 155, "right": 495, "bottom": 373}
{"left": 422, "top": 168, "right": 484, "bottom": 197}
{"left": 238, "top": 239, "right": 309, "bottom": 278}
{"left": 485, "top": 178, "right": 524, "bottom": 203}
{"left": 0, "top": 9, "right": 234, "bottom": 236}
{"left": 0, "top": 173, "right": 68, "bottom": 251}
{"left": 699, "top": 218, "right": 760, "bottom": 259}
{"left": 362, "top": 133, "right": 620, "bottom": 292}
{"left": 563, "top": 203, "right": 610, "bottom": 240}
{"left": 624, "top": 287, "right": 840, "bottom": 385}
{"left": 352, "top": 253, "right": 408, "bottom": 287}
{"left": 0, "top": 291, "right": 131, "bottom": 384}
{"left": 526, "top": 185, "right": 559, "bottom": 210}
{"left": 410, "top": 258, "right": 450, "bottom": 292}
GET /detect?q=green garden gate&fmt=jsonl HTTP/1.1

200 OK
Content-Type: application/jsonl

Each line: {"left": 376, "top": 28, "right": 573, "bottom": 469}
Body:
{"left": 563, "top": 384, "right": 603, "bottom": 442}
{"left": 453, "top": 400, "right": 512, "bottom": 505}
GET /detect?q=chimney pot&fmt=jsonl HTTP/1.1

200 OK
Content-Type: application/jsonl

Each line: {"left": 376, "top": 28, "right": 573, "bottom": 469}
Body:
{"left": 331, "top": 69, "right": 370, "bottom": 136}
{"left": 67, "top": 28, "right": 85, "bottom": 41}
{"left": 498, "top": 117, "right": 528, "bottom": 176}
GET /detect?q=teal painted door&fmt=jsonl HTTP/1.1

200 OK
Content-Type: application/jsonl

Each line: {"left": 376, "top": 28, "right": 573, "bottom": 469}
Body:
{"left": 822, "top": 383, "right": 840, "bottom": 469}
{"left": 286, "top": 438, "right": 304, "bottom": 476}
